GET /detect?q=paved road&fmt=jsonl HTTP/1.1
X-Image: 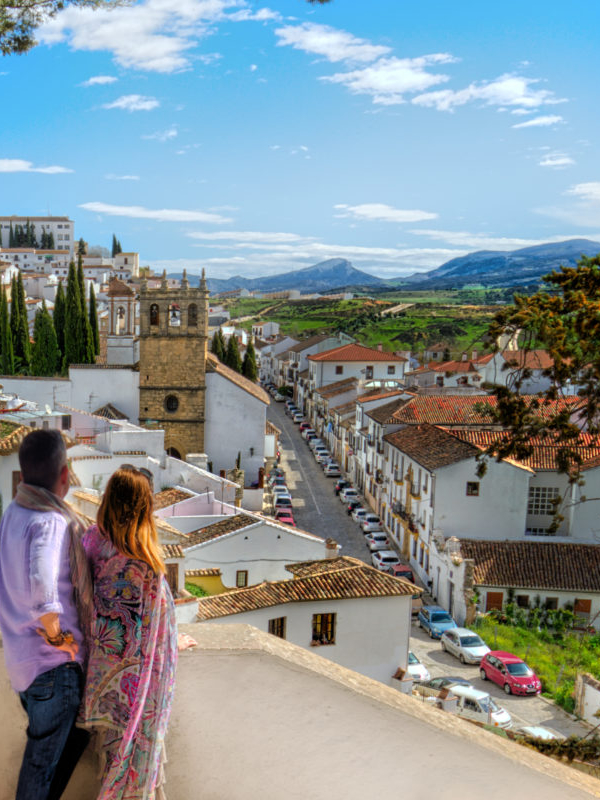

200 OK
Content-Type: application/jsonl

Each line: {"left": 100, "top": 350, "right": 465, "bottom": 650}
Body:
{"left": 409, "top": 623, "right": 590, "bottom": 738}
{"left": 267, "top": 401, "right": 371, "bottom": 561}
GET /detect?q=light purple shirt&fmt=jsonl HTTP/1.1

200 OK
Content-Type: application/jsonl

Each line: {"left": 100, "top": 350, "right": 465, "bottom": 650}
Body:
{"left": 0, "top": 499, "right": 85, "bottom": 692}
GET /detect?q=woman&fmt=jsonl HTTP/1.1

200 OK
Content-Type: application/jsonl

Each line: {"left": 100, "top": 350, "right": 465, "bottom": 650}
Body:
{"left": 80, "top": 468, "right": 193, "bottom": 799}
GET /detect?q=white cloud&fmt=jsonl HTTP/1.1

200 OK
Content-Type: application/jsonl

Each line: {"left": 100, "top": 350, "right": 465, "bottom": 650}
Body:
{"left": 142, "top": 126, "right": 178, "bottom": 141}
{"left": 80, "top": 74, "right": 118, "bottom": 87}
{"left": 323, "top": 54, "right": 456, "bottom": 105}
{"left": 250, "top": 63, "right": 258, "bottom": 71}
{"left": 566, "top": 183, "right": 600, "bottom": 203}
{"left": 79, "top": 201, "right": 232, "bottom": 223}
{"left": 334, "top": 203, "right": 438, "bottom": 223}
{"left": 103, "top": 94, "right": 159, "bottom": 111}
{"left": 187, "top": 230, "right": 306, "bottom": 243}
{"left": 539, "top": 153, "right": 575, "bottom": 169}
{"left": 414, "top": 74, "right": 566, "bottom": 112}
{"left": 512, "top": 114, "right": 564, "bottom": 129}
{"left": 275, "top": 22, "right": 390, "bottom": 64}
{"left": 228, "top": 7, "right": 281, "bottom": 22}
{"left": 410, "top": 228, "right": 595, "bottom": 250}
{"left": 105, "top": 173, "right": 140, "bottom": 181}
{"left": 0, "top": 159, "right": 73, "bottom": 174}
{"left": 39, "top": 0, "right": 242, "bottom": 73}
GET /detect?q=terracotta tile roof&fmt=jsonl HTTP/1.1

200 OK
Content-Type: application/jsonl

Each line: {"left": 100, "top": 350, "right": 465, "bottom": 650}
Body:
{"left": 501, "top": 349, "right": 553, "bottom": 370}
{"left": 383, "top": 424, "right": 481, "bottom": 471}
{"left": 196, "top": 558, "right": 416, "bottom": 620}
{"left": 181, "top": 514, "right": 257, "bottom": 548}
{"left": 285, "top": 555, "right": 363, "bottom": 577}
{"left": 431, "top": 359, "right": 480, "bottom": 373}
{"left": 333, "top": 401, "right": 357, "bottom": 416}
{"left": 357, "top": 388, "right": 408, "bottom": 404}
{"left": 458, "top": 539, "right": 600, "bottom": 593}
{"left": 450, "top": 429, "right": 600, "bottom": 472}
{"left": 0, "top": 421, "right": 29, "bottom": 454}
{"left": 315, "top": 377, "right": 357, "bottom": 398}
{"left": 367, "top": 397, "right": 414, "bottom": 424}
{"left": 475, "top": 353, "right": 495, "bottom": 365}
{"left": 185, "top": 567, "right": 222, "bottom": 577}
{"left": 206, "top": 353, "right": 270, "bottom": 405}
{"left": 153, "top": 488, "right": 194, "bottom": 510}
{"left": 107, "top": 277, "right": 135, "bottom": 297}
{"left": 265, "top": 420, "right": 281, "bottom": 437}
{"left": 308, "top": 343, "right": 407, "bottom": 363}
{"left": 287, "top": 334, "right": 331, "bottom": 353}
{"left": 162, "top": 544, "right": 184, "bottom": 559}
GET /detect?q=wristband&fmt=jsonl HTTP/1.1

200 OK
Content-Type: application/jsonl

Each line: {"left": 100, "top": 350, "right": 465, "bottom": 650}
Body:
{"left": 46, "top": 630, "right": 74, "bottom": 647}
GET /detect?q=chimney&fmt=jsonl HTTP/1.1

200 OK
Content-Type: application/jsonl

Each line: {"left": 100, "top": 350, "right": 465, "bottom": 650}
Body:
{"left": 471, "top": 350, "right": 478, "bottom": 361}
{"left": 377, "top": 343, "right": 383, "bottom": 352}
{"left": 461, "top": 352, "right": 467, "bottom": 362}
{"left": 325, "top": 538, "right": 339, "bottom": 559}
{"left": 186, "top": 453, "right": 208, "bottom": 471}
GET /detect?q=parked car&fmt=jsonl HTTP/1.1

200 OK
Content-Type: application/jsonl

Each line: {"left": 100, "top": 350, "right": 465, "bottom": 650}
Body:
{"left": 414, "top": 676, "right": 473, "bottom": 695}
{"left": 334, "top": 479, "right": 350, "bottom": 496}
{"left": 274, "top": 512, "right": 296, "bottom": 527}
{"left": 440, "top": 628, "right": 491, "bottom": 665}
{"left": 451, "top": 685, "right": 512, "bottom": 729}
{"left": 273, "top": 495, "right": 293, "bottom": 510}
{"left": 351, "top": 506, "right": 368, "bottom": 523}
{"left": 301, "top": 427, "right": 315, "bottom": 439}
{"left": 269, "top": 477, "right": 287, "bottom": 490}
{"left": 371, "top": 550, "right": 401, "bottom": 571}
{"left": 365, "top": 532, "right": 390, "bottom": 552}
{"left": 292, "top": 413, "right": 304, "bottom": 424}
{"left": 479, "top": 651, "right": 542, "bottom": 695}
{"left": 514, "top": 726, "right": 562, "bottom": 741}
{"left": 309, "top": 438, "right": 324, "bottom": 451}
{"left": 285, "top": 406, "right": 298, "bottom": 417}
{"left": 339, "top": 487, "right": 359, "bottom": 503}
{"left": 274, "top": 393, "right": 286, "bottom": 402}
{"left": 315, "top": 451, "right": 331, "bottom": 464}
{"left": 417, "top": 606, "right": 458, "bottom": 639}
{"left": 360, "top": 514, "right": 383, "bottom": 533}
{"left": 390, "top": 564, "right": 415, "bottom": 582}
{"left": 274, "top": 508, "right": 295, "bottom": 523}
{"left": 271, "top": 487, "right": 292, "bottom": 501}
{"left": 323, "top": 463, "right": 341, "bottom": 477}
{"left": 407, "top": 651, "right": 430, "bottom": 683}
{"left": 268, "top": 468, "right": 285, "bottom": 481}
{"left": 299, "top": 422, "right": 311, "bottom": 432}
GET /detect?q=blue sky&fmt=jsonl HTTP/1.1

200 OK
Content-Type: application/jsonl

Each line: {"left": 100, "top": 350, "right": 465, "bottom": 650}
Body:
{"left": 2, "top": 0, "right": 600, "bottom": 279}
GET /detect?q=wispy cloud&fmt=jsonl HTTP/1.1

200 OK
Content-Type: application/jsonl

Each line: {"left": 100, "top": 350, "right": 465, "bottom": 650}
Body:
{"left": 0, "top": 158, "right": 73, "bottom": 174}
{"left": 512, "top": 114, "right": 564, "bottom": 129}
{"left": 228, "top": 7, "right": 281, "bottom": 22}
{"left": 80, "top": 74, "right": 117, "bottom": 87}
{"left": 334, "top": 203, "right": 438, "bottom": 223}
{"left": 566, "top": 183, "right": 600, "bottom": 203}
{"left": 105, "top": 173, "right": 140, "bottom": 181}
{"left": 188, "top": 230, "right": 306, "bottom": 243}
{"left": 407, "top": 229, "right": 580, "bottom": 250}
{"left": 142, "top": 126, "right": 178, "bottom": 141}
{"left": 275, "top": 22, "right": 391, "bottom": 64}
{"left": 103, "top": 94, "right": 159, "bottom": 112}
{"left": 414, "top": 75, "right": 566, "bottom": 113}
{"left": 80, "top": 201, "right": 232, "bottom": 224}
{"left": 539, "top": 152, "right": 574, "bottom": 168}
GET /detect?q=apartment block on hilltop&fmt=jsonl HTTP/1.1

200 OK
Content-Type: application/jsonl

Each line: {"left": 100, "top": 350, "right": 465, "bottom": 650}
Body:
{"left": 0, "top": 215, "right": 75, "bottom": 256}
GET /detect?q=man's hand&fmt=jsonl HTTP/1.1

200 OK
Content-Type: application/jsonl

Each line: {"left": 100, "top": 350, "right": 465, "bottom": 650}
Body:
{"left": 177, "top": 633, "right": 197, "bottom": 651}
{"left": 37, "top": 612, "right": 79, "bottom": 661}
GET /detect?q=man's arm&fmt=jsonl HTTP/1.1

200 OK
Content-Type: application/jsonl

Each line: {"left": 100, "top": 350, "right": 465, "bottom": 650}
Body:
{"left": 37, "top": 612, "right": 78, "bottom": 660}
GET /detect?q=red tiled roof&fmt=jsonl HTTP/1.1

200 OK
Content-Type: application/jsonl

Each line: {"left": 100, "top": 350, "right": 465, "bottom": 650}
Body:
{"left": 107, "top": 277, "right": 135, "bottom": 297}
{"left": 383, "top": 424, "right": 481, "bottom": 471}
{"left": 458, "top": 539, "right": 600, "bottom": 592}
{"left": 196, "top": 557, "right": 416, "bottom": 620}
{"left": 356, "top": 388, "right": 408, "bottom": 404}
{"left": 162, "top": 544, "right": 184, "bottom": 559}
{"left": 153, "top": 488, "right": 194, "bottom": 510}
{"left": 287, "top": 335, "right": 331, "bottom": 353}
{"left": 315, "top": 377, "right": 357, "bottom": 398}
{"left": 431, "top": 359, "right": 480, "bottom": 373}
{"left": 185, "top": 567, "right": 221, "bottom": 577}
{"left": 449, "top": 429, "right": 600, "bottom": 471}
{"left": 501, "top": 350, "right": 553, "bottom": 370}
{"left": 181, "top": 514, "right": 257, "bottom": 548}
{"left": 308, "top": 343, "right": 406, "bottom": 363}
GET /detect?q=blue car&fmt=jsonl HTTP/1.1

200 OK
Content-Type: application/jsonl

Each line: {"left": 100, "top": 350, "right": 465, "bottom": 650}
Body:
{"left": 418, "top": 605, "right": 457, "bottom": 639}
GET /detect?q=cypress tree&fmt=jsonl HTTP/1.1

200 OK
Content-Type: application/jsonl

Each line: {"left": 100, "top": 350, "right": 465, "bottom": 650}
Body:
{"left": 225, "top": 334, "right": 242, "bottom": 373}
{"left": 10, "top": 272, "right": 30, "bottom": 372}
{"left": 53, "top": 279, "right": 66, "bottom": 359}
{"left": 242, "top": 338, "right": 258, "bottom": 382}
{"left": 211, "top": 330, "right": 223, "bottom": 360}
{"left": 31, "top": 301, "right": 60, "bottom": 376}
{"left": 111, "top": 234, "right": 122, "bottom": 257}
{"left": 0, "top": 286, "right": 14, "bottom": 375}
{"left": 218, "top": 328, "right": 226, "bottom": 356}
{"left": 63, "top": 262, "right": 83, "bottom": 368}
{"left": 48, "top": 231, "right": 55, "bottom": 249}
{"left": 77, "top": 257, "right": 94, "bottom": 363}
{"left": 89, "top": 282, "right": 100, "bottom": 356}
{"left": 8, "top": 222, "right": 14, "bottom": 248}
{"left": 78, "top": 238, "right": 86, "bottom": 257}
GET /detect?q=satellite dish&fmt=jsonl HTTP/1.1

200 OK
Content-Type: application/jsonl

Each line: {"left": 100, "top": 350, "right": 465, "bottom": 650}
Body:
{"left": 45, "top": 404, "right": 52, "bottom": 415}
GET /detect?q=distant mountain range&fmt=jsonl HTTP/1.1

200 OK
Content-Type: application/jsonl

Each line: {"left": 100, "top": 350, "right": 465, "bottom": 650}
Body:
{"left": 170, "top": 239, "right": 600, "bottom": 294}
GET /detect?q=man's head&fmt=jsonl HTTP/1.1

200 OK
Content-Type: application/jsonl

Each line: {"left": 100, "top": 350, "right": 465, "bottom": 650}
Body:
{"left": 19, "top": 429, "right": 68, "bottom": 497}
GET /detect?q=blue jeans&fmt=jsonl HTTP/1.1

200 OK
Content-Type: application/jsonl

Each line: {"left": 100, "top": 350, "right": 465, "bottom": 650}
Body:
{"left": 17, "top": 663, "right": 89, "bottom": 800}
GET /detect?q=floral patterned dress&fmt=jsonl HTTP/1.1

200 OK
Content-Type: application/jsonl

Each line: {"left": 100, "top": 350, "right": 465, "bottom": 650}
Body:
{"left": 80, "top": 525, "right": 177, "bottom": 800}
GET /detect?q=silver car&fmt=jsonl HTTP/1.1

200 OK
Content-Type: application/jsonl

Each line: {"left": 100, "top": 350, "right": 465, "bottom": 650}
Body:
{"left": 440, "top": 628, "right": 490, "bottom": 665}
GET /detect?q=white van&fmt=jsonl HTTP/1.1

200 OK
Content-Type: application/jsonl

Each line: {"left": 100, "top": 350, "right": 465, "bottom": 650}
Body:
{"left": 450, "top": 685, "right": 512, "bottom": 729}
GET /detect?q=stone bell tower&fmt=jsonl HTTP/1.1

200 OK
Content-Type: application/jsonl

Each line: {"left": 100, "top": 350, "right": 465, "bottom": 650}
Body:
{"left": 138, "top": 269, "right": 209, "bottom": 459}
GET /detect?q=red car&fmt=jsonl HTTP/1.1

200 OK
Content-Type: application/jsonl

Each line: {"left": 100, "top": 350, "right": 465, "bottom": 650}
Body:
{"left": 274, "top": 509, "right": 295, "bottom": 526}
{"left": 480, "top": 651, "right": 541, "bottom": 695}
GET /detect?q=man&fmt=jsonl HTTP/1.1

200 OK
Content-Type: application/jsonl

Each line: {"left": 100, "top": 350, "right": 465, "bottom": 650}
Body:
{"left": 0, "top": 429, "right": 90, "bottom": 799}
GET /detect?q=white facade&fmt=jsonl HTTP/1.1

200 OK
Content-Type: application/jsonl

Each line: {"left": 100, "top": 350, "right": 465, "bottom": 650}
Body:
{"left": 0, "top": 216, "right": 75, "bottom": 256}
{"left": 183, "top": 522, "right": 330, "bottom": 585}
{"left": 198, "top": 594, "right": 412, "bottom": 684}
{"left": 309, "top": 357, "right": 405, "bottom": 388}
{"left": 0, "top": 249, "right": 70, "bottom": 274}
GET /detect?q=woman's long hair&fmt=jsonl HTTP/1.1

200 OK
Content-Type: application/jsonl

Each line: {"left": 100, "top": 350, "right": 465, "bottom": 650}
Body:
{"left": 97, "top": 468, "right": 165, "bottom": 574}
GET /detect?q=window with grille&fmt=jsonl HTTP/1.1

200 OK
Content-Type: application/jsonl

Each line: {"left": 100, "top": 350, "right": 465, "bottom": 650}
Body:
{"left": 268, "top": 617, "right": 286, "bottom": 639}
{"left": 312, "top": 612, "right": 336, "bottom": 645}
{"left": 528, "top": 487, "right": 559, "bottom": 515}
{"left": 236, "top": 570, "right": 248, "bottom": 588}
{"left": 335, "top": 365, "right": 343, "bottom": 375}
{"left": 466, "top": 482, "right": 479, "bottom": 496}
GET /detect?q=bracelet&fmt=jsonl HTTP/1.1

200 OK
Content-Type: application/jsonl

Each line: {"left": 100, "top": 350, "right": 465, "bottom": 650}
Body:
{"left": 46, "top": 630, "right": 74, "bottom": 647}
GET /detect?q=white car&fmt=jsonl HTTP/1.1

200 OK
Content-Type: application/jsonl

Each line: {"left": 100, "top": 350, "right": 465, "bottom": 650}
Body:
{"left": 451, "top": 685, "right": 512, "bottom": 729}
{"left": 323, "top": 463, "right": 341, "bottom": 477}
{"left": 309, "top": 438, "right": 324, "bottom": 451}
{"left": 371, "top": 550, "right": 400, "bottom": 571}
{"left": 292, "top": 413, "right": 304, "bottom": 424}
{"left": 361, "top": 514, "right": 383, "bottom": 533}
{"left": 271, "top": 487, "right": 292, "bottom": 501}
{"left": 301, "top": 428, "right": 316, "bottom": 440}
{"left": 315, "top": 451, "right": 331, "bottom": 464}
{"left": 339, "top": 487, "right": 359, "bottom": 504}
{"left": 351, "top": 507, "right": 368, "bottom": 523}
{"left": 365, "top": 532, "right": 390, "bottom": 552}
{"left": 440, "top": 628, "right": 491, "bottom": 665}
{"left": 274, "top": 393, "right": 286, "bottom": 402}
{"left": 407, "top": 651, "right": 430, "bottom": 683}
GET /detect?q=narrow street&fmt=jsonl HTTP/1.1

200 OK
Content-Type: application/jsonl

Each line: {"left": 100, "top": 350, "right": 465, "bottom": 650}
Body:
{"left": 267, "top": 401, "right": 371, "bottom": 561}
